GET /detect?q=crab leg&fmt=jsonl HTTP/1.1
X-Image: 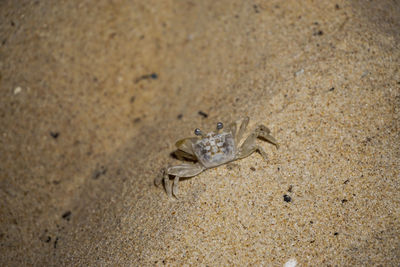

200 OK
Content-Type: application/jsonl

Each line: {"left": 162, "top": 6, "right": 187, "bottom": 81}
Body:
{"left": 172, "top": 175, "right": 180, "bottom": 196}
{"left": 162, "top": 163, "right": 205, "bottom": 197}
{"left": 236, "top": 116, "right": 250, "bottom": 143}
{"left": 154, "top": 169, "right": 165, "bottom": 187}
{"left": 227, "top": 116, "right": 250, "bottom": 144}
{"left": 255, "top": 124, "right": 279, "bottom": 149}
{"left": 237, "top": 124, "right": 278, "bottom": 160}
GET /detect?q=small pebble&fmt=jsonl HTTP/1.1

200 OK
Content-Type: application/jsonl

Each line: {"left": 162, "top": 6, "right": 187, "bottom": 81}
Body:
{"left": 283, "top": 194, "right": 291, "bottom": 202}
{"left": 93, "top": 166, "right": 107, "bottom": 179}
{"left": 14, "top": 86, "right": 22, "bottom": 94}
{"left": 50, "top": 132, "right": 59, "bottom": 139}
{"left": 295, "top": 69, "right": 304, "bottom": 76}
{"left": 284, "top": 258, "right": 297, "bottom": 267}
{"left": 198, "top": 111, "right": 208, "bottom": 118}
{"left": 253, "top": 5, "right": 260, "bottom": 13}
{"left": 62, "top": 211, "right": 71, "bottom": 221}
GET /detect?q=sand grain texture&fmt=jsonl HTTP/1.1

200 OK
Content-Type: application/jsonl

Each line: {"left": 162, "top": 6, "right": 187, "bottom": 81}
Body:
{"left": 0, "top": 0, "right": 399, "bottom": 265}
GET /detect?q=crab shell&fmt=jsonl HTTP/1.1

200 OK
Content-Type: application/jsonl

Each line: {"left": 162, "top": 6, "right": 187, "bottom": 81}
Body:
{"left": 192, "top": 132, "right": 236, "bottom": 168}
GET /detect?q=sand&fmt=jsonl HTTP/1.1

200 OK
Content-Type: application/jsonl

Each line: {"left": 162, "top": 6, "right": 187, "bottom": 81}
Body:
{"left": 1, "top": 0, "right": 399, "bottom": 265}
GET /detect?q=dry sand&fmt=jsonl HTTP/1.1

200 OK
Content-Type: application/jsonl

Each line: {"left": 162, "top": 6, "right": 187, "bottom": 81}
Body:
{"left": 1, "top": 0, "right": 399, "bottom": 265}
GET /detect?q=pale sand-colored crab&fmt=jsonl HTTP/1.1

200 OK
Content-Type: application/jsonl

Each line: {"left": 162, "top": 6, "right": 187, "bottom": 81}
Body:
{"left": 155, "top": 117, "right": 279, "bottom": 197}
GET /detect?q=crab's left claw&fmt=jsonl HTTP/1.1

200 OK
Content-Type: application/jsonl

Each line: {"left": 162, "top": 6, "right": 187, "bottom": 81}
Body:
{"left": 256, "top": 125, "right": 279, "bottom": 149}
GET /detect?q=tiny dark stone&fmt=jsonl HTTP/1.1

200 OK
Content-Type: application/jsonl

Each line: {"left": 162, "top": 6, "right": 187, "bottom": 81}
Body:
{"left": 335, "top": 4, "right": 340, "bottom": 9}
{"left": 62, "top": 211, "right": 71, "bottom": 221}
{"left": 130, "top": 96, "right": 135, "bottom": 103}
{"left": 50, "top": 132, "right": 59, "bottom": 139}
{"left": 54, "top": 237, "right": 59, "bottom": 248}
{"left": 310, "top": 220, "right": 313, "bottom": 224}
{"left": 45, "top": 236, "right": 51, "bottom": 243}
{"left": 133, "top": 117, "right": 141, "bottom": 123}
{"left": 93, "top": 166, "right": 107, "bottom": 179}
{"left": 11, "top": 21, "right": 15, "bottom": 26}
{"left": 329, "top": 87, "right": 335, "bottom": 91}
{"left": 250, "top": 167, "right": 256, "bottom": 171}
{"left": 283, "top": 194, "right": 291, "bottom": 202}
{"left": 109, "top": 32, "right": 117, "bottom": 39}
{"left": 288, "top": 185, "right": 293, "bottom": 193}
{"left": 226, "top": 164, "right": 234, "bottom": 170}
{"left": 310, "top": 240, "right": 315, "bottom": 243}
{"left": 253, "top": 5, "right": 260, "bottom": 13}
{"left": 277, "top": 167, "right": 280, "bottom": 171}
{"left": 135, "top": 73, "right": 158, "bottom": 83}
{"left": 177, "top": 114, "right": 183, "bottom": 119}
{"left": 314, "top": 30, "right": 323, "bottom": 36}
{"left": 341, "top": 199, "right": 348, "bottom": 203}
{"left": 343, "top": 179, "right": 350, "bottom": 184}
{"left": 198, "top": 110, "right": 208, "bottom": 118}
{"left": 2, "top": 39, "right": 6, "bottom": 45}
{"left": 334, "top": 232, "right": 339, "bottom": 236}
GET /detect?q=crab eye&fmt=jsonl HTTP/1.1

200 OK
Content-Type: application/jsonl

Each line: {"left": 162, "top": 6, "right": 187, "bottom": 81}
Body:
{"left": 216, "top": 122, "right": 223, "bottom": 130}
{"left": 194, "top": 128, "right": 202, "bottom": 136}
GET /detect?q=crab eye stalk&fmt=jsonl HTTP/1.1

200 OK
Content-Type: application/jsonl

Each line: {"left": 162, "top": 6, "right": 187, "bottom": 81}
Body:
{"left": 194, "top": 128, "right": 203, "bottom": 136}
{"left": 216, "top": 122, "right": 224, "bottom": 130}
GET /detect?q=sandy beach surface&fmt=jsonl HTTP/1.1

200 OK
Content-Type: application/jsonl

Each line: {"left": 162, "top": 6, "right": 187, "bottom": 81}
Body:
{"left": 1, "top": 0, "right": 399, "bottom": 265}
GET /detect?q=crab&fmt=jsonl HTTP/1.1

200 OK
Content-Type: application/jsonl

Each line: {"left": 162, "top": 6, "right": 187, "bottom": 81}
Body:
{"left": 155, "top": 117, "right": 279, "bottom": 197}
